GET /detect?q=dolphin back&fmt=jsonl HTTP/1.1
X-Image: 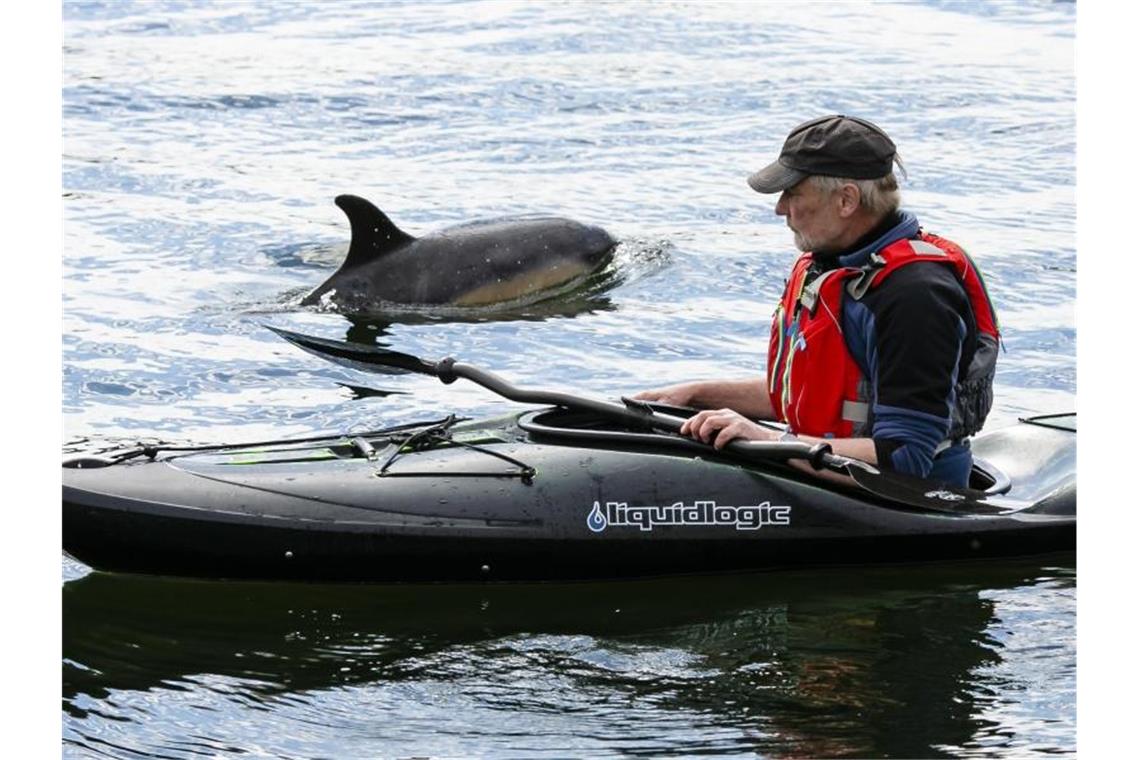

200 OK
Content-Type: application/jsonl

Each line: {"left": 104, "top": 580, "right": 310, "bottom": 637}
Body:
{"left": 302, "top": 194, "right": 616, "bottom": 310}
{"left": 335, "top": 194, "right": 416, "bottom": 270}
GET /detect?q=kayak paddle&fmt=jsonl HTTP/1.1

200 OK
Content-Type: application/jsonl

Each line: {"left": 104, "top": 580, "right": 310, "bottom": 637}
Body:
{"left": 267, "top": 326, "right": 837, "bottom": 465}
{"left": 266, "top": 325, "right": 1017, "bottom": 516}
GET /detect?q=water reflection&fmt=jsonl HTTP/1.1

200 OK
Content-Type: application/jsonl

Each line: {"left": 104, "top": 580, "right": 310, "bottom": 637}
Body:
{"left": 319, "top": 266, "right": 620, "bottom": 339}
{"left": 64, "top": 558, "right": 1073, "bottom": 757}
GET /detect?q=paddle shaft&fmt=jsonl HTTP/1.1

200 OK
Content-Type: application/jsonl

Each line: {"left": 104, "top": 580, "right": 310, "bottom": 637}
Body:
{"left": 436, "top": 358, "right": 841, "bottom": 471}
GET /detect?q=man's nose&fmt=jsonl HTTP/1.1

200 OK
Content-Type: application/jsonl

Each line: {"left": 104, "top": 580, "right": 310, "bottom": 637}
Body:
{"left": 775, "top": 193, "right": 788, "bottom": 216}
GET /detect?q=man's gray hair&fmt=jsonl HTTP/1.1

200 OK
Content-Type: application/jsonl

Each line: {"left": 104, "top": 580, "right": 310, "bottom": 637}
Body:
{"left": 810, "top": 155, "right": 906, "bottom": 218}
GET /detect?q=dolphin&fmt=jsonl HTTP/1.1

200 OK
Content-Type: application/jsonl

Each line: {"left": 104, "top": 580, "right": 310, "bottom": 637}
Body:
{"left": 301, "top": 194, "right": 617, "bottom": 311}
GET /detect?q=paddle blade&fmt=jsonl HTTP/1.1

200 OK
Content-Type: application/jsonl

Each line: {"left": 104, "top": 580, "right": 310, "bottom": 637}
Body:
{"left": 265, "top": 326, "right": 440, "bottom": 376}
{"left": 845, "top": 464, "right": 1027, "bottom": 515}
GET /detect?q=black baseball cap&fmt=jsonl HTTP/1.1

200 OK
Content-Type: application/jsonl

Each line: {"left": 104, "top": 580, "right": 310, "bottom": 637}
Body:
{"left": 747, "top": 115, "right": 897, "bottom": 193}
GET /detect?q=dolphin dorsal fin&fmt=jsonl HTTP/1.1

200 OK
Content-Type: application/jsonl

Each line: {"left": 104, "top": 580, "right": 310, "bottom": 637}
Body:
{"left": 334, "top": 194, "right": 415, "bottom": 269}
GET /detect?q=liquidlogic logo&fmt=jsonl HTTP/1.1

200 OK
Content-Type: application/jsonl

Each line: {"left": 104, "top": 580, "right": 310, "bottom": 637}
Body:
{"left": 586, "top": 500, "right": 791, "bottom": 533}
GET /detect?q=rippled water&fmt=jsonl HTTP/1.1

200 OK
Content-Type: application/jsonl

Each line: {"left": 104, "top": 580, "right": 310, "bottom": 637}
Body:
{"left": 63, "top": 1, "right": 1076, "bottom": 757}
{"left": 64, "top": 563, "right": 1075, "bottom": 759}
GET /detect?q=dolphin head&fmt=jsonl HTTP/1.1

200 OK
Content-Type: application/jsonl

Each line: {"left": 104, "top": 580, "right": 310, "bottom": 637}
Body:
{"left": 578, "top": 223, "right": 618, "bottom": 263}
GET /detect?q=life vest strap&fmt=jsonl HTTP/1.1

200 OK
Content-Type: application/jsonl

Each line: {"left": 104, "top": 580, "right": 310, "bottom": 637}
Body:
{"left": 846, "top": 269, "right": 877, "bottom": 301}
{"left": 799, "top": 270, "right": 829, "bottom": 313}
{"left": 934, "top": 437, "right": 966, "bottom": 456}
{"left": 843, "top": 252, "right": 886, "bottom": 301}
{"left": 842, "top": 400, "right": 869, "bottom": 423}
{"left": 843, "top": 402, "right": 966, "bottom": 455}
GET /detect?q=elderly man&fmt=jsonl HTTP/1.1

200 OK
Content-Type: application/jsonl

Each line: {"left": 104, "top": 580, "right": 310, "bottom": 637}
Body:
{"left": 637, "top": 115, "right": 1000, "bottom": 485}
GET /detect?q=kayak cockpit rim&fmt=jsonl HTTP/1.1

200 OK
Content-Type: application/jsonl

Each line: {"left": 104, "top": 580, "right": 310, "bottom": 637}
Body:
{"left": 517, "top": 406, "right": 1015, "bottom": 497}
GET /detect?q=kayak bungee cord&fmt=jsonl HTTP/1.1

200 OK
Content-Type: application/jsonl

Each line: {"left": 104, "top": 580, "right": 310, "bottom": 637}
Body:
{"left": 375, "top": 415, "right": 537, "bottom": 482}
{"left": 62, "top": 416, "right": 467, "bottom": 469}
{"left": 1019, "top": 413, "right": 1078, "bottom": 432}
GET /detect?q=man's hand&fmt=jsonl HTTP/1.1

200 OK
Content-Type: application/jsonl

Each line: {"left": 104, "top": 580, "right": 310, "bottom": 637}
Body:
{"left": 631, "top": 377, "right": 776, "bottom": 421}
{"left": 630, "top": 382, "right": 702, "bottom": 408}
{"left": 679, "top": 408, "right": 781, "bottom": 449}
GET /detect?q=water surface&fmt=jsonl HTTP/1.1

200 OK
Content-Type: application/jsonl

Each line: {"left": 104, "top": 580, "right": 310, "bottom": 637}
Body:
{"left": 63, "top": 1, "right": 1075, "bottom": 756}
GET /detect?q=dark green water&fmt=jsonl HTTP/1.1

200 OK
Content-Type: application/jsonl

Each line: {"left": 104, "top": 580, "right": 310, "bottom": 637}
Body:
{"left": 64, "top": 559, "right": 1074, "bottom": 757}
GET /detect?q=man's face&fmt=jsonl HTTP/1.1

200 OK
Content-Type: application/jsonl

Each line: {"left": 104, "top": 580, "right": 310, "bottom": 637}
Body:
{"left": 774, "top": 179, "right": 845, "bottom": 254}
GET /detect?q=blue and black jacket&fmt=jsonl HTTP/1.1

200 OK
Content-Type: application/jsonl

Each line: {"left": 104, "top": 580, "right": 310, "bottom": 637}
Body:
{"left": 813, "top": 210, "right": 983, "bottom": 484}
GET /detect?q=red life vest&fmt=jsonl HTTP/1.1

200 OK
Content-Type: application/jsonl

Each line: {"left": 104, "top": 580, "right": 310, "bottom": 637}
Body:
{"left": 766, "top": 232, "right": 1000, "bottom": 438}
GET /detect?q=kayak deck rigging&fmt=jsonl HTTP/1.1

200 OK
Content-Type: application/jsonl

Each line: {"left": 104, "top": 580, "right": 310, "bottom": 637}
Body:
{"left": 373, "top": 415, "right": 536, "bottom": 482}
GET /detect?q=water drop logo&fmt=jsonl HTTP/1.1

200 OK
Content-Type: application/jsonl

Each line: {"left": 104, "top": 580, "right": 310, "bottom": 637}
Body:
{"left": 586, "top": 501, "right": 607, "bottom": 533}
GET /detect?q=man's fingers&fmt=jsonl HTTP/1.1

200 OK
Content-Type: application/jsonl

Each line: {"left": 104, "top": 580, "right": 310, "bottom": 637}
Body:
{"left": 691, "top": 411, "right": 723, "bottom": 442}
{"left": 680, "top": 410, "right": 777, "bottom": 449}
{"left": 632, "top": 383, "right": 696, "bottom": 407}
{"left": 720, "top": 421, "right": 756, "bottom": 449}
{"left": 681, "top": 409, "right": 736, "bottom": 444}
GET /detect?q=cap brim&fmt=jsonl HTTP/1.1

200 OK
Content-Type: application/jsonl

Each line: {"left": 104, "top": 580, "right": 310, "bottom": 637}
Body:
{"left": 747, "top": 160, "right": 807, "bottom": 193}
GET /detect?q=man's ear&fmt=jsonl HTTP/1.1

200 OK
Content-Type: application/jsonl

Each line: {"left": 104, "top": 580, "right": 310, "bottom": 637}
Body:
{"left": 836, "top": 182, "right": 862, "bottom": 218}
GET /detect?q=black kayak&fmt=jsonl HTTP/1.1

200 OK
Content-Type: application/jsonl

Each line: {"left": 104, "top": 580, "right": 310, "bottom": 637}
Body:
{"left": 62, "top": 328, "right": 1076, "bottom": 582}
